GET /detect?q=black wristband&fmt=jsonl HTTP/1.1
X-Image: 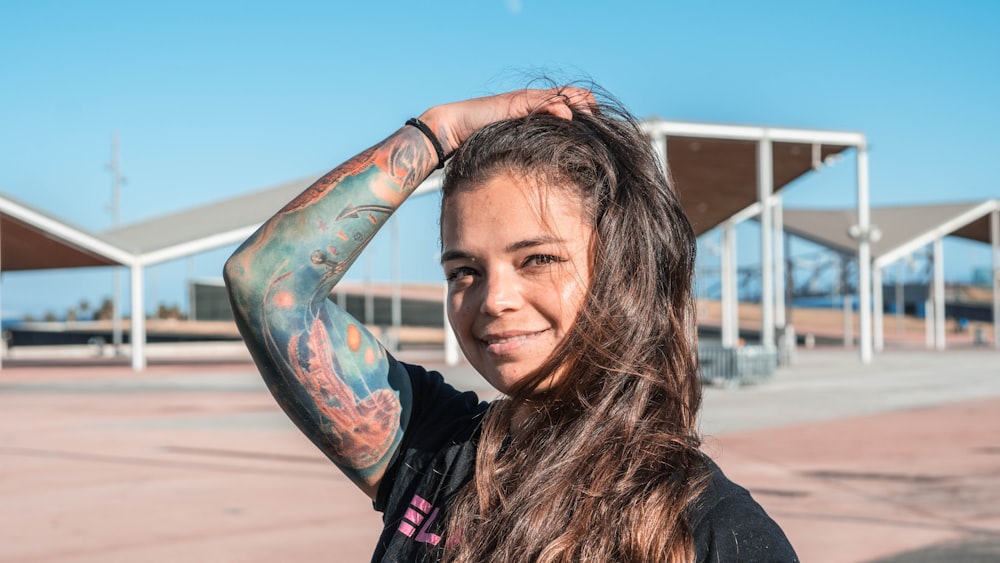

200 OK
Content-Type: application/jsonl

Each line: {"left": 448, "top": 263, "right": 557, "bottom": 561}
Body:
{"left": 405, "top": 117, "right": 446, "bottom": 170}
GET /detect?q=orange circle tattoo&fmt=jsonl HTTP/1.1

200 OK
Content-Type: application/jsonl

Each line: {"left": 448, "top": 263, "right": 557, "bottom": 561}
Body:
{"left": 346, "top": 324, "right": 362, "bottom": 352}
{"left": 273, "top": 291, "right": 295, "bottom": 308}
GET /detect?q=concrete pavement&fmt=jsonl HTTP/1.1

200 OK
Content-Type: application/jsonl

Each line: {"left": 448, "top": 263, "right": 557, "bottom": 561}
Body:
{"left": 1, "top": 347, "right": 998, "bottom": 562}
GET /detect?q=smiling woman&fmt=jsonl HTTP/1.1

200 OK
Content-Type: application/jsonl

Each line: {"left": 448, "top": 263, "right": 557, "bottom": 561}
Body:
{"left": 224, "top": 84, "right": 799, "bottom": 562}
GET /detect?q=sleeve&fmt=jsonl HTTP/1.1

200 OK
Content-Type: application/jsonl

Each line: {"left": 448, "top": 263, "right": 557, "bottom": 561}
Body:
{"left": 692, "top": 462, "right": 800, "bottom": 562}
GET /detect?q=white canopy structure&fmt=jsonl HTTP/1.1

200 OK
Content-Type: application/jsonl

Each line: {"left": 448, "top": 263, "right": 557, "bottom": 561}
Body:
{"left": 640, "top": 120, "right": 871, "bottom": 362}
{"left": 783, "top": 200, "right": 1000, "bottom": 352}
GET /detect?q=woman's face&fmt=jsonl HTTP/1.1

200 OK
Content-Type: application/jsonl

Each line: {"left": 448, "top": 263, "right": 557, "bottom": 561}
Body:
{"left": 441, "top": 172, "right": 593, "bottom": 395}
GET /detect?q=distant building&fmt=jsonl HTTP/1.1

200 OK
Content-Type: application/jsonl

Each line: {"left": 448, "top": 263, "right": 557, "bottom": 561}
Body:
{"left": 189, "top": 279, "right": 446, "bottom": 328}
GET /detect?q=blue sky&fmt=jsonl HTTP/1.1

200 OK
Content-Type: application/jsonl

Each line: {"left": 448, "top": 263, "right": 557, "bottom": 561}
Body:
{"left": 1, "top": 1, "right": 998, "bottom": 318}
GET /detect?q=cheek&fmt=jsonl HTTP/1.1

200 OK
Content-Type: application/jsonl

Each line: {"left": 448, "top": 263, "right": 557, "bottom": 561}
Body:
{"left": 557, "top": 269, "right": 590, "bottom": 317}
{"left": 446, "top": 292, "right": 470, "bottom": 327}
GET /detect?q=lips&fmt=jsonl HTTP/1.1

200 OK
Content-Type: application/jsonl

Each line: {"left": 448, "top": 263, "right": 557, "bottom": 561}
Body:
{"left": 479, "top": 329, "right": 549, "bottom": 356}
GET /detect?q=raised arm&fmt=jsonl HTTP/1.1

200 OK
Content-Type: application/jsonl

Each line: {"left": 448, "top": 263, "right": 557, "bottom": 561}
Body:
{"left": 223, "top": 88, "right": 593, "bottom": 499}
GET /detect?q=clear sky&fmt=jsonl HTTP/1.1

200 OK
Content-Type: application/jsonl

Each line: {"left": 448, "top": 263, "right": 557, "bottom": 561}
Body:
{"left": 1, "top": 0, "right": 998, "bottom": 319}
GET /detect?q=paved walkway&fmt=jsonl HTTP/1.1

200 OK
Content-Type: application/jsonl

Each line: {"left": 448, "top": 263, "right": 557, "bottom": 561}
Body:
{"left": 1, "top": 347, "right": 998, "bottom": 562}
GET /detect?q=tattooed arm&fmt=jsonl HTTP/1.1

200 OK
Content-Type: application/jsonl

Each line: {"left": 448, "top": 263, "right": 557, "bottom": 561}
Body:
{"left": 223, "top": 88, "right": 594, "bottom": 499}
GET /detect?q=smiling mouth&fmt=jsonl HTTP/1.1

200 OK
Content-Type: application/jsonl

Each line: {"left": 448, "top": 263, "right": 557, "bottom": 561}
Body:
{"left": 480, "top": 330, "right": 549, "bottom": 355}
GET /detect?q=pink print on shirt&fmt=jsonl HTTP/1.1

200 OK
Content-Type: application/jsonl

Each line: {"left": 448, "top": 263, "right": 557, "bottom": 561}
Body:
{"left": 397, "top": 494, "right": 442, "bottom": 546}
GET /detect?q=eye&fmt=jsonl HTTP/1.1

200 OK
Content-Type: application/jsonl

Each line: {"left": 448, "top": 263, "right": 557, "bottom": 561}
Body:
{"left": 524, "top": 254, "right": 565, "bottom": 268}
{"left": 445, "top": 266, "right": 478, "bottom": 282}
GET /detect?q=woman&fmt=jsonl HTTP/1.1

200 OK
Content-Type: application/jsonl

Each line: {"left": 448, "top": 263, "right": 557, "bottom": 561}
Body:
{"left": 225, "top": 86, "right": 798, "bottom": 562}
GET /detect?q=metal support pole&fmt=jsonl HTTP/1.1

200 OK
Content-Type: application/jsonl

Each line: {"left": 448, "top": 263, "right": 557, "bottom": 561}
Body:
{"left": 925, "top": 298, "right": 933, "bottom": 349}
{"left": 721, "top": 221, "right": 737, "bottom": 348}
{"left": 840, "top": 255, "right": 853, "bottom": 347}
{"left": 784, "top": 230, "right": 796, "bottom": 351}
{"left": 873, "top": 264, "right": 884, "bottom": 351}
{"left": 651, "top": 134, "right": 668, "bottom": 177}
{"left": 773, "top": 195, "right": 786, "bottom": 330}
{"left": 895, "top": 261, "right": 904, "bottom": 337}
{"left": 130, "top": 265, "right": 146, "bottom": 371}
{"left": 390, "top": 215, "right": 401, "bottom": 353}
{"left": 933, "top": 237, "right": 946, "bottom": 351}
{"left": 0, "top": 218, "right": 3, "bottom": 370}
{"left": 856, "top": 145, "right": 873, "bottom": 363}
{"left": 110, "top": 132, "right": 124, "bottom": 355}
{"left": 758, "top": 137, "right": 775, "bottom": 348}
{"left": 992, "top": 209, "right": 1000, "bottom": 349}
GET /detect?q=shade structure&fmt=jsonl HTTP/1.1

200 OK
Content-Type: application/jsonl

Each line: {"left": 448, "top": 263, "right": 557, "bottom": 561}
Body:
{"left": 0, "top": 194, "right": 132, "bottom": 271}
{"left": 665, "top": 136, "right": 850, "bottom": 235}
{"left": 782, "top": 200, "right": 1000, "bottom": 352}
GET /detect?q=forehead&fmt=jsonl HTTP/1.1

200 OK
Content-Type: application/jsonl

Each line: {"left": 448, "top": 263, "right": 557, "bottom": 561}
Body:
{"left": 441, "top": 173, "right": 589, "bottom": 246}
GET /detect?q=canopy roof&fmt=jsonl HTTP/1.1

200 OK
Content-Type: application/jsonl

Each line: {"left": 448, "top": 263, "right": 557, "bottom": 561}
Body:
{"left": 641, "top": 119, "right": 862, "bottom": 235}
{"left": 666, "top": 137, "right": 850, "bottom": 234}
{"left": 0, "top": 193, "right": 132, "bottom": 272}
{"left": 782, "top": 200, "right": 1000, "bottom": 267}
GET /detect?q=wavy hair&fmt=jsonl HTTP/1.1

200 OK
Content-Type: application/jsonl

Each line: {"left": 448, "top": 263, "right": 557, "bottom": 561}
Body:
{"left": 439, "top": 88, "right": 709, "bottom": 562}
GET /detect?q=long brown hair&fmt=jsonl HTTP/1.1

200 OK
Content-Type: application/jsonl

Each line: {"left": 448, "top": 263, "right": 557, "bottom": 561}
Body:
{"left": 439, "top": 88, "right": 708, "bottom": 562}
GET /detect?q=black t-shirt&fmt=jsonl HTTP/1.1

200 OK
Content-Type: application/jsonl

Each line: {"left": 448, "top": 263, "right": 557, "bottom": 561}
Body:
{"left": 372, "top": 360, "right": 799, "bottom": 562}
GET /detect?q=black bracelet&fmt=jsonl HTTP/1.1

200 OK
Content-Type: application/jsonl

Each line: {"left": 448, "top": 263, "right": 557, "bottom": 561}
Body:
{"left": 405, "top": 117, "right": 446, "bottom": 170}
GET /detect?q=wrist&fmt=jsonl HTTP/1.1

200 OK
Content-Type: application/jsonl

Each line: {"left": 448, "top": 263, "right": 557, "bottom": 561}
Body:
{"left": 416, "top": 108, "right": 459, "bottom": 156}
{"left": 405, "top": 117, "right": 446, "bottom": 170}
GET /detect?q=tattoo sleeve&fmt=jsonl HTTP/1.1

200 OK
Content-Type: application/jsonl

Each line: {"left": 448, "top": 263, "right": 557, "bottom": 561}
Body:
{"left": 224, "top": 125, "right": 437, "bottom": 495}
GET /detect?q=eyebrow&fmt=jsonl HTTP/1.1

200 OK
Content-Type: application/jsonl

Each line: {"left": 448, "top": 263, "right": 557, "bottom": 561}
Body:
{"left": 440, "top": 235, "right": 567, "bottom": 264}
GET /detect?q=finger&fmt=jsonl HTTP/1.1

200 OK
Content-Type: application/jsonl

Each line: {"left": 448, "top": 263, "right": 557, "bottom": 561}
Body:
{"left": 531, "top": 87, "right": 594, "bottom": 120}
{"left": 559, "top": 88, "right": 597, "bottom": 114}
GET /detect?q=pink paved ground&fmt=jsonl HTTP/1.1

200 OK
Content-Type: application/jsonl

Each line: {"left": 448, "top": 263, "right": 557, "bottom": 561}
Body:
{"left": 2, "top": 356, "right": 998, "bottom": 562}
{"left": 706, "top": 397, "right": 1000, "bottom": 562}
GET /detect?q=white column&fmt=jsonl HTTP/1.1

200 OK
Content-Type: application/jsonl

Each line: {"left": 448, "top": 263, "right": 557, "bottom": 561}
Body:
{"left": 933, "top": 237, "right": 946, "bottom": 351}
{"left": 758, "top": 137, "right": 774, "bottom": 348}
{"left": 721, "top": 221, "right": 736, "bottom": 348}
{"left": 130, "top": 265, "right": 146, "bottom": 371}
{"left": 390, "top": 215, "right": 401, "bottom": 353}
{"left": 840, "top": 256, "right": 852, "bottom": 348}
{"left": 113, "top": 267, "right": 123, "bottom": 354}
{"left": 651, "top": 134, "right": 668, "bottom": 177}
{"left": 924, "top": 298, "right": 933, "bottom": 349}
{"left": 856, "top": 145, "right": 873, "bottom": 363}
{"left": 773, "top": 195, "right": 786, "bottom": 330}
{"left": 0, "top": 217, "right": 3, "bottom": 370}
{"left": 992, "top": 208, "right": 999, "bottom": 349}
{"left": 443, "top": 283, "right": 460, "bottom": 366}
{"left": 873, "top": 264, "right": 884, "bottom": 351}
{"left": 728, "top": 234, "right": 740, "bottom": 346}
{"left": 895, "top": 261, "right": 905, "bottom": 337}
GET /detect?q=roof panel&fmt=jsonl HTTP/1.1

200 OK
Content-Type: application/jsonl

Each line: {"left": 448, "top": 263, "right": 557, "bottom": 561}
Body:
{"left": 783, "top": 201, "right": 999, "bottom": 259}
{"left": 668, "top": 137, "right": 851, "bottom": 235}
{"left": 102, "top": 176, "right": 319, "bottom": 255}
{"left": 1, "top": 214, "right": 120, "bottom": 271}
{"left": 0, "top": 194, "right": 130, "bottom": 272}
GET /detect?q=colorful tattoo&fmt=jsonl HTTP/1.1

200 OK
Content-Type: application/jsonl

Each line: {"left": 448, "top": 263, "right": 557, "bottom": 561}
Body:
{"left": 226, "top": 125, "right": 434, "bottom": 486}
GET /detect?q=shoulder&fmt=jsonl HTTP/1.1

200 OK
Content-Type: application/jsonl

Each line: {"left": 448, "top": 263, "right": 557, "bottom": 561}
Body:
{"left": 371, "top": 360, "right": 489, "bottom": 560}
{"left": 395, "top": 360, "right": 487, "bottom": 439}
{"left": 374, "top": 358, "right": 488, "bottom": 509}
{"left": 690, "top": 459, "right": 799, "bottom": 562}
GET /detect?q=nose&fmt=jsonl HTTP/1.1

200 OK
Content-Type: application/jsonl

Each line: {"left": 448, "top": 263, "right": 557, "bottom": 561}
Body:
{"left": 479, "top": 267, "right": 522, "bottom": 316}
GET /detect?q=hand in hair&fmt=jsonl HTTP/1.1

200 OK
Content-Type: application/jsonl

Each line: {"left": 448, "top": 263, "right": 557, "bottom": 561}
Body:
{"left": 417, "top": 87, "right": 596, "bottom": 157}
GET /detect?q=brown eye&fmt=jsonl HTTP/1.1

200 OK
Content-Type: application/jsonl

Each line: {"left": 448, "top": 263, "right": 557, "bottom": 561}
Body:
{"left": 524, "top": 254, "right": 563, "bottom": 267}
{"left": 446, "top": 266, "right": 477, "bottom": 282}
